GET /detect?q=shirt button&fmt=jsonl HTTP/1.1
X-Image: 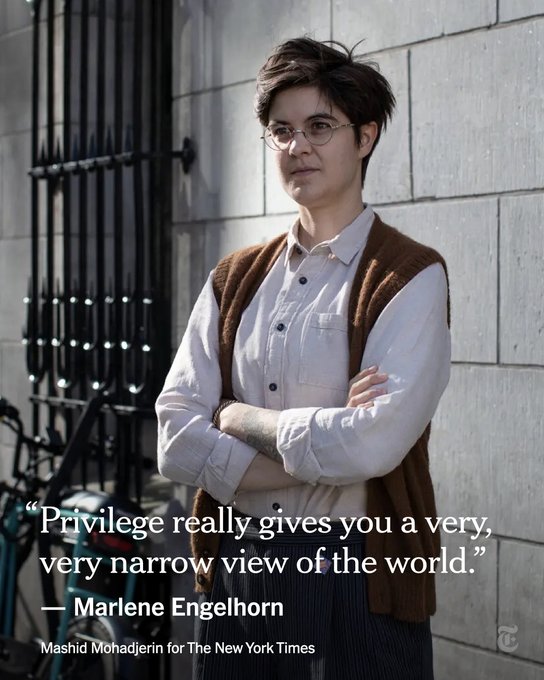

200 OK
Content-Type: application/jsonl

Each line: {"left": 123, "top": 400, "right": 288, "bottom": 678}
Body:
{"left": 276, "top": 323, "right": 285, "bottom": 331}
{"left": 269, "top": 383, "right": 277, "bottom": 391}
{"left": 299, "top": 276, "right": 308, "bottom": 285}
{"left": 272, "top": 502, "right": 281, "bottom": 511}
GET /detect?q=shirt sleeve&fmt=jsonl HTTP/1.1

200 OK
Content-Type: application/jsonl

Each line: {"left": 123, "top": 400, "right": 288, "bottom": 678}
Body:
{"left": 276, "top": 262, "right": 451, "bottom": 485}
{"left": 155, "top": 271, "right": 259, "bottom": 504}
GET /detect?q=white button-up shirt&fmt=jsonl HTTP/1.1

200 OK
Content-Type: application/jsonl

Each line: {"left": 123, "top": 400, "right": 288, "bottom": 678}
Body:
{"left": 156, "top": 205, "right": 451, "bottom": 519}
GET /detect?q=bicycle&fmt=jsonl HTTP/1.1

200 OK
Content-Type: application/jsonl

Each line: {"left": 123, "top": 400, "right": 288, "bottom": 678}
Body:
{"left": 0, "top": 395, "right": 167, "bottom": 679}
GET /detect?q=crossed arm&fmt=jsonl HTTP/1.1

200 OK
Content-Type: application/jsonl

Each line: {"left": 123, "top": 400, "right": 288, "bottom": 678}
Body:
{"left": 156, "top": 264, "right": 450, "bottom": 503}
{"left": 218, "top": 366, "right": 388, "bottom": 491}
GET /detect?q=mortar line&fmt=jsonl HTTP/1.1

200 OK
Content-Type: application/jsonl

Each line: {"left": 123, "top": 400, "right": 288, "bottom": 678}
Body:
{"left": 450, "top": 360, "right": 544, "bottom": 370}
{"left": 496, "top": 198, "right": 501, "bottom": 364}
{"left": 496, "top": 539, "right": 500, "bottom": 652}
{"left": 407, "top": 49, "right": 414, "bottom": 199}
{"left": 262, "top": 142, "right": 267, "bottom": 216}
{"left": 431, "top": 633, "right": 543, "bottom": 668}
{"left": 174, "top": 78, "right": 256, "bottom": 100}
{"left": 362, "top": 14, "right": 544, "bottom": 59}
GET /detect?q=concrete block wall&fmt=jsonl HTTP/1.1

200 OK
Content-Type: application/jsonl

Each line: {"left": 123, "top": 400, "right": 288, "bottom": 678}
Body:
{"left": 2, "top": 0, "right": 541, "bottom": 677}
{"left": 171, "top": 1, "right": 544, "bottom": 678}
{"left": 0, "top": 0, "right": 35, "bottom": 479}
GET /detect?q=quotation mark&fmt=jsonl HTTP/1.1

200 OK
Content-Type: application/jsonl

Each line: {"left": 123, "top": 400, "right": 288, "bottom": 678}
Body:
{"left": 474, "top": 546, "right": 486, "bottom": 556}
{"left": 497, "top": 624, "right": 519, "bottom": 653}
{"left": 26, "top": 501, "right": 38, "bottom": 511}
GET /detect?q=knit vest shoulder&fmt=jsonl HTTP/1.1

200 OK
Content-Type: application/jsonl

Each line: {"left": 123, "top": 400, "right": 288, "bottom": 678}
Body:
{"left": 190, "top": 213, "right": 450, "bottom": 623}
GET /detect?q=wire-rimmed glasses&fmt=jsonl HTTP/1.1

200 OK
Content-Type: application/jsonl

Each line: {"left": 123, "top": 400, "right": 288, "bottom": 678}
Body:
{"left": 261, "top": 120, "right": 356, "bottom": 150}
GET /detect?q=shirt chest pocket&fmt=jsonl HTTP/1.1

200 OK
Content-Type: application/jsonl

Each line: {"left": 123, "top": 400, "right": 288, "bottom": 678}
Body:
{"left": 298, "top": 312, "right": 349, "bottom": 392}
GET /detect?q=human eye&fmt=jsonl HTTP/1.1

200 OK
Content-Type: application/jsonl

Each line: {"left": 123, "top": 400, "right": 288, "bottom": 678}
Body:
{"left": 270, "top": 125, "right": 292, "bottom": 142}
{"left": 310, "top": 120, "right": 332, "bottom": 133}
{"left": 306, "top": 120, "right": 332, "bottom": 142}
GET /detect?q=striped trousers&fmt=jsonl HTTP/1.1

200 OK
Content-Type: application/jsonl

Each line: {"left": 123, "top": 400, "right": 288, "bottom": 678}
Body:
{"left": 193, "top": 519, "right": 434, "bottom": 680}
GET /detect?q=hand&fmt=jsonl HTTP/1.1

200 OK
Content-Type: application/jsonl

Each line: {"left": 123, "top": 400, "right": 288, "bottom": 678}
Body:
{"left": 346, "top": 365, "right": 388, "bottom": 409}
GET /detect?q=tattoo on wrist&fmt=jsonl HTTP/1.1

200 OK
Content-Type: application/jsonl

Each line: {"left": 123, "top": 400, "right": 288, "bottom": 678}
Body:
{"left": 240, "top": 410, "right": 283, "bottom": 463}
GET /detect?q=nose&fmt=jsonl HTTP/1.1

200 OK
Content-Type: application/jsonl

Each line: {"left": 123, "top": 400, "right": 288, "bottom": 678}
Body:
{"left": 288, "top": 129, "right": 312, "bottom": 155}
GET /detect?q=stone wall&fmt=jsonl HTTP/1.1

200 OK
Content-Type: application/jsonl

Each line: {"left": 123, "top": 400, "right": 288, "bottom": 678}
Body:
{"left": 170, "top": 1, "right": 544, "bottom": 678}
{"left": 1, "top": 0, "right": 543, "bottom": 677}
{"left": 0, "top": 1, "right": 35, "bottom": 477}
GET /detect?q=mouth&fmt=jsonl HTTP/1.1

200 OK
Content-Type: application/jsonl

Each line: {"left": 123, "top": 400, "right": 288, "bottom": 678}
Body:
{"left": 290, "top": 167, "right": 319, "bottom": 176}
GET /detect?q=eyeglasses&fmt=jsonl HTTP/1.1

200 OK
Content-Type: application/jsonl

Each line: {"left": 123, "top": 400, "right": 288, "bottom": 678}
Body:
{"left": 261, "top": 120, "right": 356, "bottom": 150}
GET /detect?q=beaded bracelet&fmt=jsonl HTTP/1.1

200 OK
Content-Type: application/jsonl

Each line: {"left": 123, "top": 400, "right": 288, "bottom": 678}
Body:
{"left": 212, "top": 399, "right": 238, "bottom": 429}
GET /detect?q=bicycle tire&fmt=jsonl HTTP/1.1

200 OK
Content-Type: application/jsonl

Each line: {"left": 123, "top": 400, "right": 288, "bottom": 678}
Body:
{"left": 37, "top": 617, "right": 117, "bottom": 680}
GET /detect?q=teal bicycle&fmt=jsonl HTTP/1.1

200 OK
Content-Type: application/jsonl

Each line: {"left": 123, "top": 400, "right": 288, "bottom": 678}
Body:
{"left": 0, "top": 396, "right": 160, "bottom": 679}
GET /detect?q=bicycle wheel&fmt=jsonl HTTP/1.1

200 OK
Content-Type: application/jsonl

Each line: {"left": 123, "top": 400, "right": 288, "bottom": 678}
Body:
{"left": 0, "top": 635, "right": 42, "bottom": 680}
{"left": 37, "top": 617, "right": 118, "bottom": 680}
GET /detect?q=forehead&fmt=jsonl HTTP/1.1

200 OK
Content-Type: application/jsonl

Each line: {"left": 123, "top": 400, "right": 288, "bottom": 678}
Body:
{"left": 268, "top": 85, "right": 344, "bottom": 123}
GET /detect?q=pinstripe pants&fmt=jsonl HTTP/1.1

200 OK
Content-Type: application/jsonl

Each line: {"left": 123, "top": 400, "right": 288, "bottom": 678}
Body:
{"left": 193, "top": 520, "right": 434, "bottom": 680}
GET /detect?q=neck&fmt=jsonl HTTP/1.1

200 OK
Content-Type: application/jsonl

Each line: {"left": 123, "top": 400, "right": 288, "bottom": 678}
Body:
{"left": 297, "top": 196, "right": 365, "bottom": 250}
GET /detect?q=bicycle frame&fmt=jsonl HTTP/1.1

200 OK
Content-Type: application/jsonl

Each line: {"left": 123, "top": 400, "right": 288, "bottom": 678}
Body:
{"left": 0, "top": 396, "right": 156, "bottom": 680}
{"left": 0, "top": 498, "right": 20, "bottom": 637}
{"left": 0, "top": 500, "right": 139, "bottom": 679}
{"left": 45, "top": 509, "right": 138, "bottom": 680}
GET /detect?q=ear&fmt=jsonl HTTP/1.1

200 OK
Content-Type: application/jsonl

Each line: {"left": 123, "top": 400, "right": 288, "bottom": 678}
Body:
{"left": 357, "top": 122, "right": 378, "bottom": 159}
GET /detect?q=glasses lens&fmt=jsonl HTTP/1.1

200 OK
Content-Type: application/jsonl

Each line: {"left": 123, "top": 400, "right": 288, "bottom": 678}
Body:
{"left": 305, "top": 121, "right": 333, "bottom": 145}
{"left": 265, "top": 126, "right": 292, "bottom": 149}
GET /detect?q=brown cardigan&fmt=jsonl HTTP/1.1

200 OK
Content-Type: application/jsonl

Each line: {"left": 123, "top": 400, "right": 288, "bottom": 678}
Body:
{"left": 190, "top": 213, "right": 450, "bottom": 623}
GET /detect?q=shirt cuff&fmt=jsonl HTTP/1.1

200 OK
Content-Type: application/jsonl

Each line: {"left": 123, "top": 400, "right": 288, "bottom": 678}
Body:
{"left": 194, "top": 435, "right": 258, "bottom": 505}
{"left": 276, "top": 407, "right": 322, "bottom": 484}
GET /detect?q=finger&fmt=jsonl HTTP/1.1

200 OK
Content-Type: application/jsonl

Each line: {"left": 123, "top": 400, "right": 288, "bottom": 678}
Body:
{"left": 360, "top": 365, "right": 379, "bottom": 376}
{"left": 358, "top": 387, "right": 386, "bottom": 402}
{"left": 347, "top": 388, "right": 386, "bottom": 407}
{"left": 352, "top": 400, "right": 376, "bottom": 409}
{"left": 348, "top": 372, "right": 388, "bottom": 397}
{"left": 348, "top": 365, "right": 378, "bottom": 388}
{"left": 355, "top": 372, "right": 388, "bottom": 389}
{"left": 358, "top": 401, "right": 374, "bottom": 409}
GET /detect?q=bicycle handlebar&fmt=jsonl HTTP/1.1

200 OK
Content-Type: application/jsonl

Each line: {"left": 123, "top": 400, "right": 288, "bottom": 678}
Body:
{"left": 0, "top": 396, "right": 64, "bottom": 457}
{"left": 0, "top": 397, "right": 19, "bottom": 420}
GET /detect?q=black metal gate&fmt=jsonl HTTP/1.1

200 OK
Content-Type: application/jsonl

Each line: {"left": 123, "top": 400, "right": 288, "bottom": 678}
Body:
{"left": 24, "top": 0, "right": 176, "bottom": 501}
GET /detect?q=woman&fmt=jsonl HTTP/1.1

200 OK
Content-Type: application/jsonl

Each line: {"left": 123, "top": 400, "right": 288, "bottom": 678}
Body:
{"left": 156, "top": 37, "right": 450, "bottom": 680}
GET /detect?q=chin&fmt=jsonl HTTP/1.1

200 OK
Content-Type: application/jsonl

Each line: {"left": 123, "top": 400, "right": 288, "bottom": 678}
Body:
{"left": 287, "top": 186, "right": 321, "bottom": 207}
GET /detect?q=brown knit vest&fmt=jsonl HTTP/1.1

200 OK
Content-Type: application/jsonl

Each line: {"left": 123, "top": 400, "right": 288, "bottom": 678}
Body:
{"left": 190, "top": 213, "right": 450, "bottom": 623}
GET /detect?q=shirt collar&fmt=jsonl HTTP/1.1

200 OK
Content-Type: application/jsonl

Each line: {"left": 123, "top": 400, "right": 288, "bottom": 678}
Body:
{"left": 284, "top": 204, "right": 375, "bottom": 266}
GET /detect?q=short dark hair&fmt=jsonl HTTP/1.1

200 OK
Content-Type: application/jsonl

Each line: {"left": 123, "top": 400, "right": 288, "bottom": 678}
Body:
{"left": 255, "top": 37, "right": 396, "bottom": 186}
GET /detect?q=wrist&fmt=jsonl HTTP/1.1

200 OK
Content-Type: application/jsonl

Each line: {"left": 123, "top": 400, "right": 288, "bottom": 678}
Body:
{"left": 212, "top": 399, "right": 239, "bottom": 430}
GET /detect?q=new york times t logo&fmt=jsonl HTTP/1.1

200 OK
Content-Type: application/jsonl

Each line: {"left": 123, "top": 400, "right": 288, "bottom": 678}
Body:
{"left": 497, "top": 624, "right": 519, "bottom": 653}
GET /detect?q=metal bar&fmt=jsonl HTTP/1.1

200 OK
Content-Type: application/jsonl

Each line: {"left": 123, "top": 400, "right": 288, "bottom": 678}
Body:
{"left": 28, "top": 0, "right": 44, "bottom": 442}
{"left": 148, "top": 0, "right": 157, "bottom": 296}
{"left": 27, "top": 148, "right": 189, "bottom": 177}
{"left": 133, "top": 0, "right": 159, "bottom": 405}
{"left": 46, "top": 0, "right": 56, "bottom": 431}
{"left": 97, "top": 410, "right": 105, "bottom": 490}
{"left": 115, "top": 417, "right": 130, "bottom": 498}
{"left": 29, "top": 393, "right": 153, "bottom": 416}
{"left": 127, "top": 0, "right": 145, "bottom": 395}
{"left": 134, "top": 415, "right": 143, "bottom": 502}
{"left": 92, "top": 0, "right": 107, "bottom": 392}
{"left": 113, "top": 0, "right": 124, "bottom": 402}
{"left": 153, "top": 0, "right": 174, "bottom": 400}
{"left": 78, "top": 0, "right": 89, "bottom": 401}
{"left": 58, "top": 0, "right": 74, "bottom": 393}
